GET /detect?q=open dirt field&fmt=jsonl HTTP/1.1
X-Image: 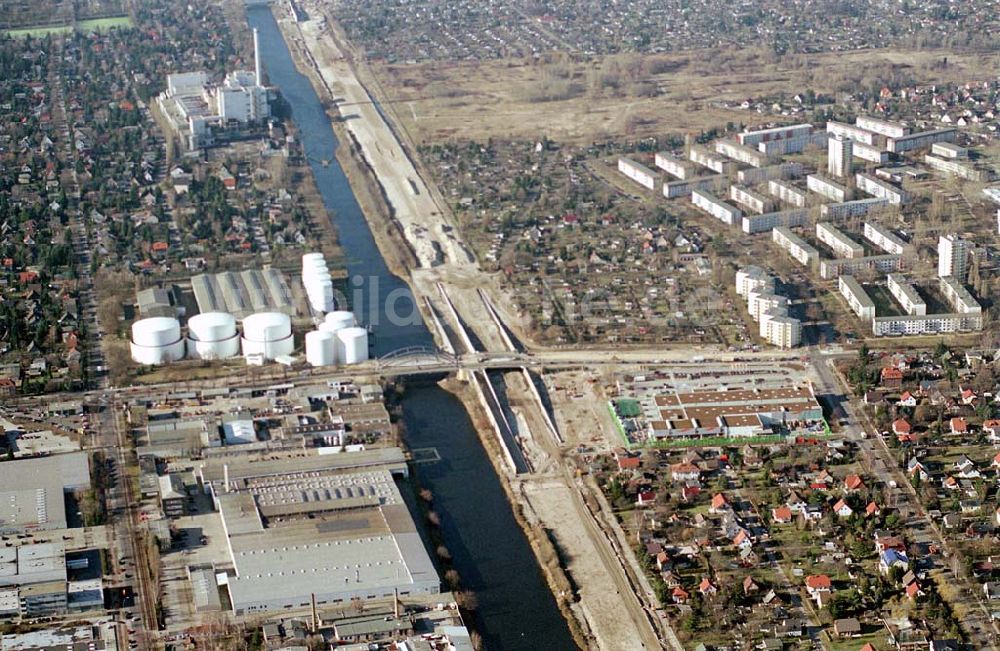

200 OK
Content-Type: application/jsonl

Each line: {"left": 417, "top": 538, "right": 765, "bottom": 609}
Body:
{"left": 368, "top": 48, "right": 1000, "bottom": 144}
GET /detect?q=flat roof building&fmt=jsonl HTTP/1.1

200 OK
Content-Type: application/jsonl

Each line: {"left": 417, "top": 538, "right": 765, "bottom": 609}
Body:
{"left": 737, "top": 162, "right": 804, "bottom": 186}
{"left": 689, "top": 146, "right": 734, "bottom": 175}
{"left": 938, "top": 234, "right": 970, "bottom": 281}
{"left": 819, "top": 254, "right": 902, "bottom": 280}
{"left": 715, "top": 140, "right": 770, "bottom": 168}
{"left": 772, "top": 227, "right": 819, "bottom": 267}
{"left": 855, "top": 116, "right": 908, "bottom": 139}
{"left": 617, "top": 158, "right": 659, "bottom": 190}
{"left": 838, "top": 276, "right": 875, "bottom": 321}
{"left": 864, "top": 222, "right": 908, "bottom": 255}
{"left": 730, "top": 185, "right": 773, "bottom": 214}
{"left": 939, "top": 276, "right": 981, "bottom": 315}
{"left": 692, "top": 189, "right": 741, "bottom": 227}
{"left": 807, "top": 174, "right": 851, "bottom": 203}
{"left": 654, "top": 152, "right": 696, "bottom": 180}
{"left": 768, "top": 179, "right": 808, "bottom": 208}
{"left": 741, "top": 208, "right": 808, "bottom": 235}
{"left": 820, "top": 198, "right": 889, "bottom": 220}
{"left": 817, "top": 223, "right": 864, "bottom": 259}
{"left": 886, "top": 128, "right": 956, "bottom": 154}
{"left": 736, "top": 124, "right": 812, "bottom": 147}
{"left": 0, "top": 453, "right": 90, "bottom": 533}
{"left": 856, "top": 173, "right": 908, "bottom": 205}
{"left": 887, "top": 274, "right": 926, "bottom": 316}
{"left": 872, "top": 313, "right": 982, "bottom": 337}
{"left": 191, "top": 268, "right": 295, "bottom": 320}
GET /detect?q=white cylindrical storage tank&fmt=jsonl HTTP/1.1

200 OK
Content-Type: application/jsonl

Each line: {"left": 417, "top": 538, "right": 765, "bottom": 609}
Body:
{"left": 187, "top": 335, "right": 241, "bottom": 360}
{"left": 131, "top": 317, "right": 181, "bottom": 348}
{"left": 305, "top": 330, "right": 337, "bottom": 367}
{"left": 241, "top": 312, "right": 294, "bottom": 361}
{"left": 243, "top": 312, "right": 291, "bottom": 341}
{"left": 323, "top": 310, "right": 355, "bottom": 332}
{"left": 188, "top": 312, "right": 237, "bottom": 343}
{"left": 130, "top": 339, "right": 185, "bottom": 365}
{"left": 302, "top": 252, "right": 325, "bottom": 266}
{"left": 336, "top": 326, "right": 369, "bottom": 365}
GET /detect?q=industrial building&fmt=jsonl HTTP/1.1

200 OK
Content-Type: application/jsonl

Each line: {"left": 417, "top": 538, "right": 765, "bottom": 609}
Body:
{"left": 768, "top": 179, "right": 808, "bottom": 208}
{"left": 886, "top": 128, "right": 956, "bottom": 154}
{"left": 938, "top": 234, "right": 970, "bottom": 281}
{"left": 641, "top": 384, "right": 821, "bottom": 440}
{"left": 654, "top": 152, "right": 696, "bottom": 180}
{"left": 872, "top": 313, "right": 982, "bottom": 337}
{"left": 817, "top": 223, "right": 864, "bottom": 259}
{"left": 939, "top": 276, "right": 981, "bottom": 314}
{"left": 737, "top": 162, "right": 803, "bottom": 186}
{"left": 819, "top": 254, "right": 902, "bottom": 280}
{"left": 855, "top": 116, "right": 908, "bottom": 139}
{"left": 157, "top": 29, "right": 271, "bottom": 149}
{"left": 820, "top": 198, "right": 890, "bottom": 220}
{"left": 735, "top": 266, "right": 773, "bottom": 298}
{"left": 807, "top": 174, "right": 851, "bottom": 203}
{"left": 158, "top": 474, "right": 188, "bottom": 518}
{"left": 715, "top": 140, "right": 770, "bottom": 168}
{"left": 196, "top": 450, "right": 440, "bottom": 615}
{"left": 828, "top": 135, "right": 853, "bottom": 178}
{"left": 617, "top": 157, "right": 659, "bottom": 190}
{"left": 923, "top": 154, "right": 993, "bottom": 182}
{"left": 856, "top": 173, "right": 908, "bottom": 205}
{"left": 887, "top": 274, "right": 926, "bottom": 315}
{"left": 772, "top": 227, "right": 819, "bottom": 267}
{"left": 729, "top": 185, "right": 772, "bottom": 214}
{"left": 0, "top": 453, "right": 91, "bottom": 533}
{"left": 692, "top": 189, "right": 741, "bottom": 226}
{"left": 864, "top": 222, "right": 908, "bottom": 255}
{"left": 0, "top": 544, "right": 98, "bottom": 619}
{"left": 191, "top": 269, "right": 295, "bottom": 320}
{"left": 689, "top": 146, "right": 734, "bottom": 175}
{"left": 741, "top": 209, "right": 808, "bottom": 235}
{"left": 838, "top": 276, "right": 875, "bottom": 321}
{"left": 736, "top": 124, "right": 813, "bottom": 147}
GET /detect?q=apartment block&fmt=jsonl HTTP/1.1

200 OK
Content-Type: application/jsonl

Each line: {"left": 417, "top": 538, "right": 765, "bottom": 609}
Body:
{"left": 931, "top": 142, "right": 967, "bottom": 159}
{"left": 736, "top": 123, "right": 813, "bottom": 147}
{"left": 689, "top": 146, "right": 735, "bottom": 175}
{"left": 886, "top": 128, "right": 956, "bottom": 154}
{"left": 826, "top": 121, "right": 878, "bottom": 146}
{"left": 715, "top": 140, "right": 770, "bottom": 168}
{"left": 938, "top": 234, "right": 970, "bottom": 281}
{"left": 768, "top": 179, "right": 808, "bottom": 208}
{"left": 772, "top": 227, "right": 819, "bottom": 267}
{"left": 741, "top": 209, "right": 809, "bottom": 235}
{"left": 939, "top": 276, "right": 982, "bottom": 314}
{"left": 735, "top": 266, "right": 774, "bottom": 298}
{"left": 887, "top": 274, "right": 926, "bottom": 315}
{"left": 618, "top": 157, "right": 659, "bottom": 190}
{"left": 864, "top": 222, "right": 908, "bottom": 255}
{"left": 817, "top": 223, "right": 864, "bottom": 258}
{"left": 730, "top": 184, "right": 773, "bottom": 214}
{"left": 819, "top": 254, "right": 903, "bottom": 280}
{"left": 821, "top": 198, "right": 890, "bottom": 220}
{"left": 855, "top": 116, "right": 909, "bottom": 139}
{"left": 760, "top": 312, "right": 802, "bottom": 348}
{"left": 756, "top": 132, "right": 827, "bottom": 156}
{"left": 856, "top": 172, "right": 908, "bottom": 205}
{"left": 663, "top": 176, "right": 725, "bottom": 199}
{"left": 923, "top": 154, "right": 993, "bottom": 182}
{"left": 692, "top": 189, "right": 742, "bottom": 226}
{"left": 737, "top": 162, "right": 804, "bottom": 186}
{"left": 807, "top": 174, "right": 851, "bottom": 203}
{"left": 654, "top": 151, "right": 697, "bottom": 180}
{"left": 748, "top": 291, "right": 790, "bottom": 322}
{"left": 872, "top": 313, "right": 982, "bottom": 337}
{"left": 853, "top": 141, "right": 889, "bottom": 164}
{"left": 828, "top": 135, "right": 853, "bottom": 178}
{"left": 838, "top": 275, "right": 876, "bottom": 321}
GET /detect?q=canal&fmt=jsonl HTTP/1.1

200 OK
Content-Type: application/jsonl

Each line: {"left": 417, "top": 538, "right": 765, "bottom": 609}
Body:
{"left": 246, "top": 7, "right": 578, "bottom": 649}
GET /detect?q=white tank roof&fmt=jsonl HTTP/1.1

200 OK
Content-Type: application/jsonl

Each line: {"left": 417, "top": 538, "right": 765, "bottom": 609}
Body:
{"left": 187, "top": 312, "right": 237, "bottom": 342}
{"left": 336, "top": 326, "right": 369, "bottom": 365}
{"left": 305, "top": 329, "right": 337, "bottom": 367}
{"left": 242, "top": 312, "right": 292, "bottom": 342}
{"left": 131, "top": 317, "right": 182, "bottom": 348}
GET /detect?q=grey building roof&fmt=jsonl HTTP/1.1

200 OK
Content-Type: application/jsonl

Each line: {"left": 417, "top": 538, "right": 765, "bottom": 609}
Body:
{"left": 0, "top": 453, "right": 90, "bottom": 532}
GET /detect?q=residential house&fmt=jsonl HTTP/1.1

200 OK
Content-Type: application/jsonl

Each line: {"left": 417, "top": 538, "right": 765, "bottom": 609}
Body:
{"left": 950, "top": 417, "right": 968, "bottom": 435}
{"left": 670, "top": 462, "right": 701, "bottom": 483}
{"left": 897, "top": 391, "right": 917, "bottom": 407}
{"left": 833, "top": 499, "right": 854, "bottom": 518}
{"left": 881, "top": 367, "right": 903, "bottom": 389}
{"left": 710, "top": 493, "right": 730, "bottom": 514}
{"left": 880, "top": 549, "right": 909, "bottom": 574}
{"left": 892, "top": 418, "right": 912, "bottom": 437}
{"left": 866, "top": 501, "right": 881, "bottom": 517}
{"left": 844, "top": 475, "right": 865, "bottom": 492}
{"left": 698, "top": 577, "right": 717, "bottom": 596}
{"left": 772, "top": 505, "right": 793, "bottom": 524}
{"left": 833, "top": 618, "right": 861, "bottom": 638}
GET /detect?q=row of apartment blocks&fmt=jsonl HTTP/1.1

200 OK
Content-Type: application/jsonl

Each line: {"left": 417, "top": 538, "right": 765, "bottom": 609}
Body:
{"left": 825, "top": 117, "right": 957, "bottom": 155}
{"left": 735, "top": 266, "right": 801, "bottom": 348}
{"left": 772, "top": 226, "right": 820, "bottom": 267}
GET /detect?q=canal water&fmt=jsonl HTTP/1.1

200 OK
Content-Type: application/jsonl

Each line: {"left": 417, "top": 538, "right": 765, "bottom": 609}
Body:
{"left": 246, "top": 8, "right": 578, "bottom": 649}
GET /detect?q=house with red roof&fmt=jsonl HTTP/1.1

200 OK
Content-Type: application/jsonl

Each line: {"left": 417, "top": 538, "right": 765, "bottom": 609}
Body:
{"left": 950, "top": 417, "right": 968, "bottom": 435}
{"left": 897, "top": 391, "right": 917, "bottom": 407}
{"left": 772, "top": 505, "right": 793, "bottom": 524}
{"left": 960, "top": 387, "right": 977, "bottom": 405}
{"left": 805, "top": 575, "right": 832, "bottom": 602}
{"left": 833, "top": 499, "right": 853, "bottom": 518}
{"left": 866, "top": 501, "right": 881, "bottom": 517}
{"left": 670, "top": 462, "right": 701, "bottom": 483}
{"left": 636, "top": 490, "right": 656, "bottom": 506}
{"left": 881, "top": 367, "right": 903, "bottom": 389}
{"left": 844, "top": 475, "right": 865, "bottom": 492}
{"left": 698, "top": 577, "right": 717, "bottom": 596}
{"left": 709, "top": 493, "right": 729, "bottom": 513}
{"left": 892, "top": 419, "right": 912, "bottom": 437}
{"left": 671, "top": 586, "right": 689, "bottom": 604}
{"left": 905, "top": 580, "right": 922, "bottom": 600}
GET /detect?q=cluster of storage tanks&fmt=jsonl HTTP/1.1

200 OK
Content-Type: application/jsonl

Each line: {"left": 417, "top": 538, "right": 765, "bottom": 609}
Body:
{"left": 304, "top": 311, "right": 369, "bottom": 367}
{"left": 130, "top": 312, "right": 293, "bottom": 365}
{"left": 302, "top": 253, "right": 335, "bottom": 313}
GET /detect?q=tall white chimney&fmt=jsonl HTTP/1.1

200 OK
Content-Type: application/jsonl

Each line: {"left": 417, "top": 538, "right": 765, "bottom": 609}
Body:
{"left": 223, "top": 463, "right": 230, "bottom": 493}
{"left": 253, "top": 28, "right": 262, "bottom": 87}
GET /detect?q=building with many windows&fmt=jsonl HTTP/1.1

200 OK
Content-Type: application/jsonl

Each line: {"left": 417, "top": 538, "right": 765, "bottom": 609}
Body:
{"left": 807, "top": 174, "right": 851, "bottom": 202}
{"left": 828, "top": 135, "right": 853, "bottom": 178}
{"left": 768, "top": 179, "right": 808, "bottom": 208}
{"left": 692, "top": 189, "right": 742, "bottom": 226}
{"left": 817, "top": 223, "right": 864, "bottom": 259}
{"left": 730, "top": 185, "right": 773, "bottom": 214}
{"left": 819, "top": 254, "right": 902, "bottom": 280}
{"left": 772, "top": 227, "right": 819, "bottom": 266}
{"left": 654, "top": 152, "right": 696, "bottom": 180}
{"left": 938, "top": 234, "right": 970, "bottom": 280}
{"left": 821, "top": 198, "right": 889, "bottom": 220}
{"left": 864, "top": 222, "right": 908, "bottom": 255}
{"left": 617, "top": 157, "right": 659, "bottom": 190}
{"left": 838, "top": 276, "right": 875, "bottom": 321}
{"left": 741, "top": 209, "right": 809, "bottom": 234}
{"left": 856, "top": 173, "right": 908, "bottom": 205}
{"left": 887, "top": 274, "right": 926, "bottom": 315}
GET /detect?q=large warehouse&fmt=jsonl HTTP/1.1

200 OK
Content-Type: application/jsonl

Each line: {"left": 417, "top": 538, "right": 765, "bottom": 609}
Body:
{"left": 198, "top": 450, "right": 439, "bottom": 615}
{"left": 0, "top": 453, "right": 91, "bottom": 533}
